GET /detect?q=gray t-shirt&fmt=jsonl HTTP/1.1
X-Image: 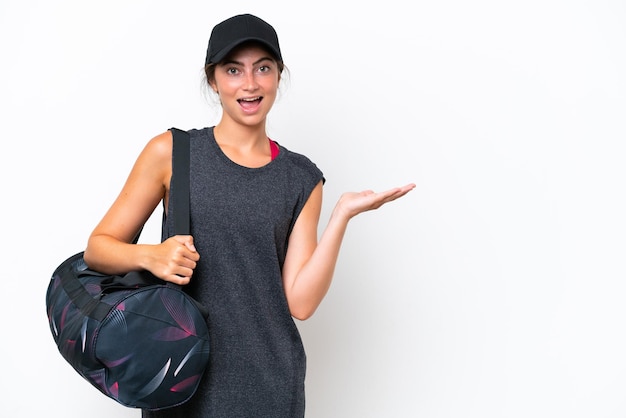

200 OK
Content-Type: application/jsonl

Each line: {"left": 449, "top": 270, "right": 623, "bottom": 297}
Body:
{"left": 145, "top": 126, "right": 324, "bottom": 418}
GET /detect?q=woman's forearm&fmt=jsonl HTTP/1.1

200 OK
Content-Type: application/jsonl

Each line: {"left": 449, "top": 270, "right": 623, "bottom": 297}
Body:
{"left": 287, "top": 205, "right": 350, "bottom": 320}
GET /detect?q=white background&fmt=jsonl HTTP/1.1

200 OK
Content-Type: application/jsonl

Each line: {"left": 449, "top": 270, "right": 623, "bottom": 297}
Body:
{"left": 1, "top": 1, "right": 625, "bottom": 417}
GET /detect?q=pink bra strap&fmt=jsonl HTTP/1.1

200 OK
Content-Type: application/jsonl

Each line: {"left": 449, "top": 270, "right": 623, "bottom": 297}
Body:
{"left": 269, "top": 139, "right": 280, "bottom": 160}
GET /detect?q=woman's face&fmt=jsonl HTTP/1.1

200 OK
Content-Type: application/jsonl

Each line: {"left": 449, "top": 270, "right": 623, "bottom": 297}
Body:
{"left": 210, "top": 44, "right": 280, "bottom": 128}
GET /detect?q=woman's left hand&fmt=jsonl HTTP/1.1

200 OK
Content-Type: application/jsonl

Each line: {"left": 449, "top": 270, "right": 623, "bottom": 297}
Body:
{"left": 334, "top": 183, "right": 416, "bottom": 220}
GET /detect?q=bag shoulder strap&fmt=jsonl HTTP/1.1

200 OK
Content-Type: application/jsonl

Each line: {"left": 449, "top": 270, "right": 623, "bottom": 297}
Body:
{"left": 169, "top": 127, "right": 191, "bottom": 236}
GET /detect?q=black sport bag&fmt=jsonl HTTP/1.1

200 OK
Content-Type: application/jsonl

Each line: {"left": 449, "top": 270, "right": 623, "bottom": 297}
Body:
{"left": 45, "top": 128, "right": 210, "bottom": 411}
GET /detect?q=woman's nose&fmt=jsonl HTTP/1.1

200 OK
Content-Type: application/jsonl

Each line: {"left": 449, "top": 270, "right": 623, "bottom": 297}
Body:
{"left": 243, "top": 72, "right": 258, "bottom": 90}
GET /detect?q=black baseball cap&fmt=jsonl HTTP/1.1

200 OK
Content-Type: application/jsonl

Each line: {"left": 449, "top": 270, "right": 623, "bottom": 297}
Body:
{"left": 205, "top": 14, "right": 282, "bottom": 65}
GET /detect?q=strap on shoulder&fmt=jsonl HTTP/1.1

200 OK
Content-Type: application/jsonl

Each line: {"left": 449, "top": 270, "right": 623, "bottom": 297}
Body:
{"left": 169, "top": 127, "right": 191, "bottom": 236}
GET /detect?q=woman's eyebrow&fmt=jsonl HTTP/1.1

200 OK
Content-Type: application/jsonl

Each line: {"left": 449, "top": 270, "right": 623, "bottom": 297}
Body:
{"left": 221, "top": 56, "right": 275, "bottom": 66}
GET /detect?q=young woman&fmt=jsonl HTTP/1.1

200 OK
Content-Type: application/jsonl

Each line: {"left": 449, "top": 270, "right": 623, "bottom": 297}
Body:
{"left": 83, "top": 13, "right": 415, "bottom": 418}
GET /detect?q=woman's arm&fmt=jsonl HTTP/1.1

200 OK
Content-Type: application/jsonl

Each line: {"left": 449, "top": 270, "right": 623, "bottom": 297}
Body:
{"left": 83, "top": 130, "right": 199, "bottom": 285}
{"left": 282, "top": 181, "right": 416, "bottom": 320}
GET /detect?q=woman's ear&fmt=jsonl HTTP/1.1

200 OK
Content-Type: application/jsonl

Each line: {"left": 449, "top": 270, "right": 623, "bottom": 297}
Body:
{"left": 208, "top": 79, "right": 218, "bottom": 94}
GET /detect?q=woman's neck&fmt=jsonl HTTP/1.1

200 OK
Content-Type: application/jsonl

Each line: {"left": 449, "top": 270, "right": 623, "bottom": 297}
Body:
{"left": 213, "top": 119, "right": 267, "bottom": 147}
{"left": 213, "top": 121, "right": 272, "bottom": 168}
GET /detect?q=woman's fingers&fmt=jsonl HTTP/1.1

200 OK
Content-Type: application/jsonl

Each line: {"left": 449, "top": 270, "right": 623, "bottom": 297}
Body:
{"left": 340, "top": 183, "right": 415, "bottom": 217}
{"left": 157, "top": 235, "right": 200, "bottom": 284}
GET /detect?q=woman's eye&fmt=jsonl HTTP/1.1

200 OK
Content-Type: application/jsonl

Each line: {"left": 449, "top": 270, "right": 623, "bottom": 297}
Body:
{"left": 227, "top": 67, "right": 239, "bottom": 75}
{"left": 259, "top": 65, "right": 271, "bottom": 73}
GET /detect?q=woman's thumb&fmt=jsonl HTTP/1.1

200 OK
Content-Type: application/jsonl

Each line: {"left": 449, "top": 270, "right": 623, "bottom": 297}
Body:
{"left": 184, "top": 235, "right": 197, "bottom": 252}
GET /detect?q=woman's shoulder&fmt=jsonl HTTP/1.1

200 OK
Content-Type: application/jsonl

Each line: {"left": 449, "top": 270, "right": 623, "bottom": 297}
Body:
{"left": 277, "top": 143, "right": 314, "bottom": 164}
{"left": 142, "top": 130, "right": 174, "bottom": 160}
{"left": 187, "top": 126, "right": 212, "bottom": 137}
{"left": 276, "top": 143, "right": 324, "bottom": 181}
{"left": 145, "top": 127, "right": 208, "bottom": 158}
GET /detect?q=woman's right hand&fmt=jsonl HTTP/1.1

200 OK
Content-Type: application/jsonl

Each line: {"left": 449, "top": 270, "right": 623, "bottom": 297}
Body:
{"left": 149, "top": 235, "right": 200, "bottom": 285}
